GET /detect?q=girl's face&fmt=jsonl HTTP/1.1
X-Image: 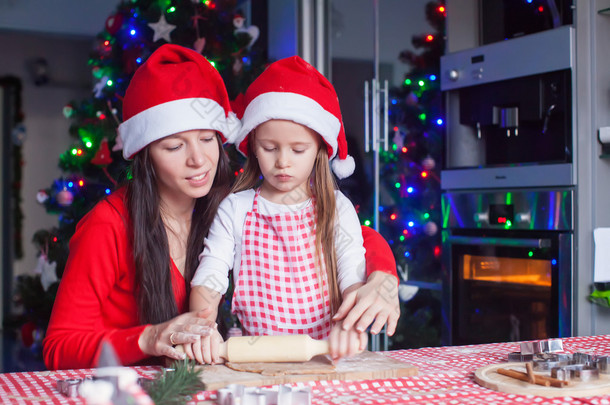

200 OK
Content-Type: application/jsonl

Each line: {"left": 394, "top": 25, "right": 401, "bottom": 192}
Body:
{"left": 253, "top": 119, "right": 320, "bottom": 204}
{"left": 149, "top": 129, "right": 220, "bottom": 208}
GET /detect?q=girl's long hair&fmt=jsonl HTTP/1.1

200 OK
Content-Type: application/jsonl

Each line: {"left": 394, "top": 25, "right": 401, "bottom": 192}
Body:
{"left": 232, "top": 131, "right": 341, "bottom": 314}
{"left": 126, "top": 135, "right": 231, "bottom": 325}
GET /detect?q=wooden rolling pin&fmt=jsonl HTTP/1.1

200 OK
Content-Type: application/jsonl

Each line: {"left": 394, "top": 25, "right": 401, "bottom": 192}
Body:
{"left": 221, "top": 335, "right": 330, "bottom": 363}
{"left": 176, "top": 335, "right": 330, "bottom": 363}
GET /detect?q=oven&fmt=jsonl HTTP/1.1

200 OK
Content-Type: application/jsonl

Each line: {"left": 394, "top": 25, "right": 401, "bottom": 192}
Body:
{"left": 440, "top": 20, "right": 575, "bottom": 345}
{"left": 441, "top": 189, "right": 572, "bottom": 345}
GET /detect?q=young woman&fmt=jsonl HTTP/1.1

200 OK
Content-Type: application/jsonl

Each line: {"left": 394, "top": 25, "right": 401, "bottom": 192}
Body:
{"left": 189, "top": 56, "right": 397, "bottom": 364}
{"left": 42, "top": 44, "right": 237, "bottom": 370}
{"left": 43, "top": 46, "right": 399, "bottom": 370}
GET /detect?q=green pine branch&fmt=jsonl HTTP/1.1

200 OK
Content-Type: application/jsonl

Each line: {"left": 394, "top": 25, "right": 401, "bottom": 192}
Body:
{"left": 144, "top": 359, "right": 206, "bottom": 405}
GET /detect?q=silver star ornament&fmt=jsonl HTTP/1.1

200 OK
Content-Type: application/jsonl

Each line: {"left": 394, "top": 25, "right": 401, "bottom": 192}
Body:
{"left": 148, "top": 14, "right": 176, "bottom": 42}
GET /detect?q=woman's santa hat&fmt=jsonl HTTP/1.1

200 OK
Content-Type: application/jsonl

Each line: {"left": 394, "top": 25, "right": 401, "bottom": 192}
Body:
{"left": 233, "top": 56, "right": 355, "bottom": 179}
{"left": 118, "top": 44, "right": 240, "bottom": 159}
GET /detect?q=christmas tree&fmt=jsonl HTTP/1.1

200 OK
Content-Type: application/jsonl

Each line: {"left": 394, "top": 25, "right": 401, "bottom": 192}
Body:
{"left": 378, "top": 1, "right": 445, "bottom": 349}
{"left": 16, "top": 0, "right": 266, "bottom": 339}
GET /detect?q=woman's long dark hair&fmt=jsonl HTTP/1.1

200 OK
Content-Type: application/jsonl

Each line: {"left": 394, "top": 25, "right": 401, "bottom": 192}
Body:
{"left": 126, "top": 135, "right": 231, "bottom": 325}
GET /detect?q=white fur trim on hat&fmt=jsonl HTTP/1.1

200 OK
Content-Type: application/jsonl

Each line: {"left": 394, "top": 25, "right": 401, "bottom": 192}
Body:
{"left": 235, "top": 92, "right": 341, "bottom": 157}
{"left": 331, "top": 154, "right": 355, "bottom": 179}
{"left": 118, "top": 97, "right": 241, "bottom": 159}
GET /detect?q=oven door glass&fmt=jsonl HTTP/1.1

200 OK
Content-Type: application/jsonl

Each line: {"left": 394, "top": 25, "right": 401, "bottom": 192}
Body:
{"left": 450, "top": 229, "right": 560, "bottom": 345}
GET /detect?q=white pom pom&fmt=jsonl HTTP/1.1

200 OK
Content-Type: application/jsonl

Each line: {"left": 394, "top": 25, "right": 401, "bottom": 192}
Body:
{"left": 224, "top": 111, "right": 242, "bottom": 144}
{"left": 398, "top": 284, "right": 419, "bottom": 302}
{"left": 331, "top": 154, "right": 355, "bottom": 179}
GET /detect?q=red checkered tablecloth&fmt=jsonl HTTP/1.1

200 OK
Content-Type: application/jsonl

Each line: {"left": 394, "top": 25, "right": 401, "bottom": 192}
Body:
{"left": 3, "top": 335, "right": 610, "bottom": 404}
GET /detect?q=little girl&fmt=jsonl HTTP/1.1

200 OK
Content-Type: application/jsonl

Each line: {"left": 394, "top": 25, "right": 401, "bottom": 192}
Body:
{"left": 189, "top": 56, "right": 367, "bottom": 364}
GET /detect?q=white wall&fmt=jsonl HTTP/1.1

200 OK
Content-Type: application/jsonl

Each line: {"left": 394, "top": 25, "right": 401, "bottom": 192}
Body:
{"left": 0, "top": 31, "right": 93, "bottom": 278}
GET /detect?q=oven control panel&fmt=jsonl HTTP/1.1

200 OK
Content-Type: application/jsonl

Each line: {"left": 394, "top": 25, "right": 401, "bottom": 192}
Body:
{"left": 445, "top": 189, "right": 573, "bottom": 231}
{"left": 489, "top": 204, "right": 513, "bottom": 226}
{"left": 440, "top": 26, "right": 573, "bottom": 91}
{"left": 475, "top": 204, "right": 532, "bottom": 226}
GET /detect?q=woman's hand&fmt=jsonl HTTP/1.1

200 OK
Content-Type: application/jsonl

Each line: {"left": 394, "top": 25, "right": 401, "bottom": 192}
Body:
{"left": 332, "top": 271, "right": 400, "bottom": 336}
{"left": 328, "top": 321, "right": 367, "bottom": 360}
{"left": 138, "top": 309, "right": 215, "bottom": 361}
{"left": 185, "top": 326, "right": 224, "bottom": 364}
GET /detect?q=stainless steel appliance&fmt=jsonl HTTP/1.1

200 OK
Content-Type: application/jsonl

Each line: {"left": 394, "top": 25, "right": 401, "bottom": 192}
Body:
{"left": 441, "top": 26, "right": 574, "bottom": 189}
{"left": 441, "top": 189, "right": 572, "bottom": 345}
{"left": 440, "top": 25, "right": 575, "bottom": 345}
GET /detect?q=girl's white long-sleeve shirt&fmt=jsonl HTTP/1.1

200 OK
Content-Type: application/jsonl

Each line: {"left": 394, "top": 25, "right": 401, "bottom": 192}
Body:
{"left": 191, "top": 189, "right": 366, "bottom": 294}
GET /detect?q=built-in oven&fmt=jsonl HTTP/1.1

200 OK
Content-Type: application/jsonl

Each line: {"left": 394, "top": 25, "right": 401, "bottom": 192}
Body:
{"left": 440, "top": 20, "right": 575, "bottom": 345}
{"left": 442, "top": 189, "right": 572, "bottom": 345}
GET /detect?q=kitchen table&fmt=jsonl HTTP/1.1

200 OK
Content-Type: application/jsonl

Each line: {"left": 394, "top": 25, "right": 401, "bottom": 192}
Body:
{"left": 3, "top": 334, "right": 610, "bottom": 404}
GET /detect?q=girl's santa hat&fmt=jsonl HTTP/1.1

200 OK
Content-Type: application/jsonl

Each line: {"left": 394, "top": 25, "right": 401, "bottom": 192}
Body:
{"left": 118, "top": 44, "right": 240, "bottom": 159}
{"left": 233, "top": 56, "right": 355, "bottom": 179}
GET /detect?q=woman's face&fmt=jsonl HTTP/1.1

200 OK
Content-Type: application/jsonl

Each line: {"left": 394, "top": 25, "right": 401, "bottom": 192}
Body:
{"left": 149, "top": 129, "right": 220, "bottom": 206}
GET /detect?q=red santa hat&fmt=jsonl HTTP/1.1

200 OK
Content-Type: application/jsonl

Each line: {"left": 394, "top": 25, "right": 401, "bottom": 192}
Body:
{"left": 233, "top": 56, "right": 355, "bottom": 179}
{"left": 118, "top": 44, "right": 240, "bottom": 159}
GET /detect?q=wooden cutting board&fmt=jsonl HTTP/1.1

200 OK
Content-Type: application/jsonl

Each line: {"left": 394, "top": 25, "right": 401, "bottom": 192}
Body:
{"left": 475, "top": 362, "right": 610, "bottom": 398}
{"left": 198, "top": 350, "right": 418, "bottom": 390}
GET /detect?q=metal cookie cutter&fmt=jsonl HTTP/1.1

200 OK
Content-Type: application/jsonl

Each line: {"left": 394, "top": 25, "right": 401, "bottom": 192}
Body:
{"left": 520, "top": 339, "right": 564, "bottom": 355}
{"left": 576, "top": 366, "right": 600, "bottom": 382}
{"left": 551, "top": 364, "right": 599, "bottom": 382}
{"left": 56, "top": 377, "right": 94, "bottom": 398}
{"left": 596, "top": 356, "right": 610, "bottom": 374}
{"left": 532, "top": 353, "right": 570, "bottom": 371}
{"left": 507, "top": 352, "right": 534, "bottom": 362}
{"left": 217, "top": 384, "right": 312, "bottom": 405}
{"left": 570, "top": 352, "right": 597, "bottom": 367}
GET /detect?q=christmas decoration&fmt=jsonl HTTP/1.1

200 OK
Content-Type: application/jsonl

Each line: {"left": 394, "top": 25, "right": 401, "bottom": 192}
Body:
{"left": 143, "top": 360, "right": 205, "bottom": 405}
{"left": 56, "top": 188, "right": 74, "bottom": 207}
{"left": 105, "top": 13, "right": 124, "bottom": 35}
{"left": 424, "top": 221, "right": 438, "bottom": 236}
{"left": 148, "top": 14, "right": 176, "bottom": 43}
{"left": 194, "top": 36, "right": 206, "bottom": 53}
{"left": 422, "top": 155, "right": 436, "bottom": 170}
{"left": 93, "top": 75, "right": 109, "bottom": 98}
{"left": 233, "top": 11, "right": 260, "bottom": 48}
{"left": 91, "top": 138, "right": 113, "bottom": 166}
{"left": 33, "top": 254, "right": 58, "bottom": 292}
{"left": 20, "top": 321, "right": 38, "bottom": 348}
{"left": 36, "top": 190, "right": 49, "bottom": 204}
{"left": 62, "top": 104, "right": 74, "bottom": 118}
{"left": 376, "top": 1, "right": 445, "bottom": 349}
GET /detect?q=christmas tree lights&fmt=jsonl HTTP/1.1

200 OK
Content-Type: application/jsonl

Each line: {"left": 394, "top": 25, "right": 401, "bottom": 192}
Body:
{"left": 379, "top": 0, "right": 445, "bottom": 349}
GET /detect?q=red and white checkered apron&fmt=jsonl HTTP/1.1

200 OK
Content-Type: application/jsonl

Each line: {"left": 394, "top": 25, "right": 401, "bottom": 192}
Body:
{"left": 232, "top": 190, "right": 331, "bottom": 339}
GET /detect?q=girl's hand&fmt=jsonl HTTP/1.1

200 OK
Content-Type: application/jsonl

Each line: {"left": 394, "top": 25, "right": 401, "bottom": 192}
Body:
{"left": 138, "top": 310, "right": 215, "bottom": 361}
{"left": 332, "top": 272, "right": 400, "bottom": 336}
{"left": 328, "top": 321, "right": 367, "bottom": 360}
{"left": 188, "top": 326, "right": 224, "bottom": 364}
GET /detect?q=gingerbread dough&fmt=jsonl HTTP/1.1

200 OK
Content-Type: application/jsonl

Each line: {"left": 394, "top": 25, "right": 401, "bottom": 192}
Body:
{"left": 225, "top": 356, "right": 335, "bottom": 376}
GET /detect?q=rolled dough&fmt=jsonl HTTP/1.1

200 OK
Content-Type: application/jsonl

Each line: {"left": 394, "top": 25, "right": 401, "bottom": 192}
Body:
{"left": 225, "top": 356, "right": 335, "bottom": 376}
